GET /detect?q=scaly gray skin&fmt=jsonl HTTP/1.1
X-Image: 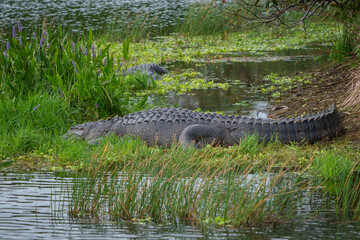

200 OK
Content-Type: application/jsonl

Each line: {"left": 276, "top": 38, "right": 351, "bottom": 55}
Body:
{"left": 64, "top": 105, "right": 345, "bottom": 147}
{"left": 125, "top": 64, "right": 168, "bottom": 78}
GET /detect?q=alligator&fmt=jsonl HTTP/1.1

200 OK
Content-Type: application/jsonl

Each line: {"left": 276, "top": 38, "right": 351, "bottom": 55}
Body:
{"left": 64, "top": 105, "right": 345, "bottom": 148}
{"left": 125, "top": 63, "right": 168, "bottom": 79}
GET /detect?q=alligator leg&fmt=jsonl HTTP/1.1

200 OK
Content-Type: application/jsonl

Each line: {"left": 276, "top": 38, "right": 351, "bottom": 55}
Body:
{"left": 87, "top": 138, "right": 103, "bottom": 145}
{"left": 179, "top": 124, "right": 231, "bottom": 148}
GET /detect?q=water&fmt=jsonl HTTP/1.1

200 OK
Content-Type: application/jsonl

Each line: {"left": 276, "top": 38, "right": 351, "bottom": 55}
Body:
{"left": 1, "top": 172, "right": 360, "bottom": 239}
{"left": 0, "top": 0, "right": 199, "bottom": 31}
{"left": 166, "top": 48, "right": 330, "bottom": 116}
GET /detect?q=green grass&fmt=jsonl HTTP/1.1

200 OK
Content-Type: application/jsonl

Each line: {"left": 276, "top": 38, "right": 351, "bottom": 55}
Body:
{"left": 44, "top": 136, "right": 360, "bottom": 226}
{"left": 170, "top": 1, "right": 230, "bottom": 36}
{"left": 312, "top": 149, "right": 360, "bottom": 219}
{"left": 62, "top": 141, "right": 316, "bottom": 226}
{"left": 331, "top": 28, "right": 360, "bottom": 61}
{"left": 0, "top": 25, "right": 153, "bottom": 119}
{"left": 0, "top": 93, "right": 70, "bottom": 157}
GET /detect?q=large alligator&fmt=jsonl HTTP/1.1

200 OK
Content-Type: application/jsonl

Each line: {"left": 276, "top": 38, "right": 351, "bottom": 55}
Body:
{"left": 64, "top": 105, "right": 345, "bottom": 147}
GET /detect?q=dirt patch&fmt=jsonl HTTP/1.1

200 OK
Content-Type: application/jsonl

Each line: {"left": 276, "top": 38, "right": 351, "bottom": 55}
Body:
{"left": 268, "top": 62, "right": 360, "bottom": 142}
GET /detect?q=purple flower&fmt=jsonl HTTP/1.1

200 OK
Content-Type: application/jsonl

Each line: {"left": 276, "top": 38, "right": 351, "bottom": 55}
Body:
{"left": 39, "top": 37, "right": 45, "bottom": 48}
{"left": 17, "top": 21, "right": 22, "bottom": 33}
{"left": 103, "top": 58, "right": 107, "bottom": 66}
{"left": 12, "top": 26, "right": 17, "bottom": 38}
{"left": 91, "top": 44, "right": 95, "bottom": 58}
{"left": 33, "top": 32, "right": 36, "bottom": 40}
{"left": 72, "top": 61, "right": 79, "bottom": 73}
{"left": 61, "top": 44, "right": 65, "bottom": 51}
{"left": 153, "top": 74, "right": 156, "bottom": 82}
{"left": 72, "top": 42, "right": 75, "bottom": 52}
{"left": 84, "top": 48, "right": 88, "bottom": 56}
{"left": 96, "top": 103, "right": 98, "bottom": 109}
{"left": 4, "top": 51, "right": 8, "bottom": 59}
{"left": 19, "top": 37, "right": 23, "bottom": 47}
{"left": 116, "top": 62, "right": 123, "bottom": 73}
{"left": 58, "top": 87, "right": 65, "bottom": 98}
{"left": 99, "top": 48, "right": 101, "bottom": 56}
{"left": 122, "top": 68, "right": 125, "bottom": 76}
{"left": 98, "top": 69, "right": 101, "bottom": 76}
{"left": 43, "top": 30, "right": 47, "bottom": 37}
{"left": 6, "top": 42, "right": 10, "bottom": 50}
{"left": 33, "top": 104, "right": 41, "bottom": 111}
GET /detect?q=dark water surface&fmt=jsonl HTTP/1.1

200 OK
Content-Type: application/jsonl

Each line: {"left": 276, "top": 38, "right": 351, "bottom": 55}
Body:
{"left": 1, "top": 172, "right": 360, "bottom": 239}
{"left": 0, "top": 0, "right": 199, "bottom": 31}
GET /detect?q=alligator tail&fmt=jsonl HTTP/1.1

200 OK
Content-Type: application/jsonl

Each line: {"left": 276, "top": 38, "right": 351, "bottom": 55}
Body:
{"left": 233, "top": 104, "right": 345, "bottom": 143}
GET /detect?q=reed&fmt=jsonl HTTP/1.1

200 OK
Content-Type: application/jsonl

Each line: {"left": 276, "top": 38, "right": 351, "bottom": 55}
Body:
{"left": 171, "top": 1, "right": 230, "bottom": 36}
{"left": 109, "top": 11, "right": 158, "bottom": 42}
{"left": 65, "top": 141, "right": 318, "bottom": 227}
{"left": 330, "top": 28, "right": 360, "bottom": 61}
{"left": 312, "top": 149, "right": 360, "bottom": 219}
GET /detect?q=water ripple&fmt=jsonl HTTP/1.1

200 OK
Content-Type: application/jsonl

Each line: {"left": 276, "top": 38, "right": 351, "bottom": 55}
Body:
{"left": 0, "top": 0, "right": 200, "bottom": 31}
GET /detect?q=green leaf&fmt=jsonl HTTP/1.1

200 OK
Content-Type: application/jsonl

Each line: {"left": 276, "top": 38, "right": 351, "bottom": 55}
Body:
{"left": 101, "top": 86, "right": 113, "bottom": 107}
{"left": 122, "top": 37, "right": 130, "bottom": 61}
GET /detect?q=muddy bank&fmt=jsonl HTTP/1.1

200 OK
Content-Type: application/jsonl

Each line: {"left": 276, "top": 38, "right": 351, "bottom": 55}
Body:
{"left": 268, "top": 62, "right": 360, "bottom": 142}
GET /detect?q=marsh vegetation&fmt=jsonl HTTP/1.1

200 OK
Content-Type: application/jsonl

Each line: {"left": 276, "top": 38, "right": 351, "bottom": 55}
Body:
{"left": 1, "top": 0, "right": 360, "bottom": 232}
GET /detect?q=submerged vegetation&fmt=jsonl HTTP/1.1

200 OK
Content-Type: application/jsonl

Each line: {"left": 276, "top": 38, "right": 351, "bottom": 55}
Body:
{"left": 1, "top": 0, "right": 360, "bottom": 229}
{"left": 253, "top": 72, "right": 313, "bottom": 99}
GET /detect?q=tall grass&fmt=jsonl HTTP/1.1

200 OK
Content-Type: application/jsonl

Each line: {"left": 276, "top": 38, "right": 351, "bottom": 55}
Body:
{"left": 331, "top": 28, "right": 360, "bottom": 61}
{"left": 47, "top": 136, "right": 360, "bottom": 226}
{"left": 0, "top": 93, "right": 70, "bottom": 157}
{"left": 63, "top": 140, "right": 318, "bottom": 227}
{"left": 109, "top": 12, "right": 158, "bottom": 42}
{"left": 0, "top": 22, "right": 158, "bottom": 157}
{"left": 171, "top": 1, "right": 230, "bottom": 36}
{"left": 312, "top": 150, "right": 360, "bottom": 219}
{"left": 0, "top": 23, "right": 152, "bottom": 119}
{"left": 106, "top": 1, "right": 232, "bottom": 40}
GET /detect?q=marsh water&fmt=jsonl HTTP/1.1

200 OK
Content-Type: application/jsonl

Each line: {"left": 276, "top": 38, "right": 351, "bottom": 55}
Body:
{"left": 166, "top": 48, "right": 329, "bottom": 116}
{"left": 2, "top": 172, "right": 360, "bottom": 239}
{"left": 0, "top": 0, "right": 200, "bottom": 31}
